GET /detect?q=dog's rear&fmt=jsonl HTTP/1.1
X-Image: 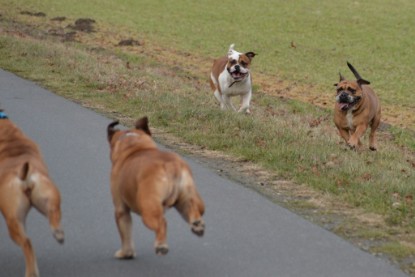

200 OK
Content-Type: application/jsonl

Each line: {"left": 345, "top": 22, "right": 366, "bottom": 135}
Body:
{"left": 0, "top": 115, "right": 64, "bottom": 277}
{"left": 107, "top": 117, "right": 205, "bottom": 258}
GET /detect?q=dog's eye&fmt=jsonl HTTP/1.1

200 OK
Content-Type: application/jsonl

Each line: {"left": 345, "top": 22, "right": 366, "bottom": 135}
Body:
{"left": 230, "top": 59, "right": 237, "bottom": 65}
{"left": 349, "top": 88, "right": 356, "bottom": 94}
{"left": 241, "top": 61, "right": 247, "bottom": 67}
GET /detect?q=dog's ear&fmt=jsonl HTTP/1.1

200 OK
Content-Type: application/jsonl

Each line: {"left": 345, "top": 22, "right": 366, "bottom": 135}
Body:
{"left": 347, "top": 62, "right": 371, "bottom": 86}
{"left": 245, "top": 52, "right": 256, "bottom": 60}
{"left": 135, "top": 116, "right": 152, "bottom": 136}
{"left": 334, "top": 72, "right": 344, "bottom": 86}
{"left": 227, "top": 43, "right": 235, "bottom": 56}
{"left": 357, "top": 79, "right": 371, "bottom": 86}
{"left": 107, "top": 120, "right": 120, "bottom": 142}
{"left": 339, "top": 72, "right": 345, "bottom": 82}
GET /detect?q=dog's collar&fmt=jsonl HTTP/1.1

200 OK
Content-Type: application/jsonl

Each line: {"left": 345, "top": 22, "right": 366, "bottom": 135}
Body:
{"left": 118, "top": 131, "right": 140, "bottom": 141}
{"left": 0, "top": 111, "right": 8, "bottom": 119}
{"left": 228, "top": 75, "right": 248, "bottom": 88}
{"left": 229, "top": 80, "right": 240, "bottom": 88}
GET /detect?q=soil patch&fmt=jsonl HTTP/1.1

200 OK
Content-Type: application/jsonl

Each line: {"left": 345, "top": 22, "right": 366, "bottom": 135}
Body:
{"left": 20, "top": 11, "right": 46, "bottom": 17}
{"left": 117, "top": 39, "right": 143, "bottom": 47}
{"left": 67, "top": 18, "right": 96, "bottom": 33}
{"left": 51, "top": 16, "right": 67, "bottom": 22}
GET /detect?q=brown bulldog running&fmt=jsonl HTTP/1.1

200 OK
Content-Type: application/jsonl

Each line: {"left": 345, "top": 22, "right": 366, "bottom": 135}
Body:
{"left": 107, "top": 117, "right": 205, "bottom": 258}
{"left": 0, "top": 111, "right": 64, "bottom": 277}
{"left": 334, "top": 62, "right": 381, "bottom": 150}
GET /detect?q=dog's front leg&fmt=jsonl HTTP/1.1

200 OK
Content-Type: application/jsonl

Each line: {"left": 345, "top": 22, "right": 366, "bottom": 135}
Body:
{"left": 336, "top": 127, "right": 350, "bottom": 144}
{"left": 222, "top": 95, "right": 236, "bottom": 111}
{"left": 348, "top": 124, "right": 367, "bottom": 149}
{"left": 114, "top": 207, "right": 136, "bottom": 259}
{"left": 238, "top": 91, "right": 252, "bottom": 113}
{"left": 214, "top": 90, "right": 226, "bottom": 110}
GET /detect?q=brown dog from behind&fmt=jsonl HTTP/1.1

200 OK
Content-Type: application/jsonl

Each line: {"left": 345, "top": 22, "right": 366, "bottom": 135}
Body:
{"left": 0, "top": 111, "right": 64, "bottom": 277}
{"left": 107, "top": 117, "right": 205, "bottom": 257}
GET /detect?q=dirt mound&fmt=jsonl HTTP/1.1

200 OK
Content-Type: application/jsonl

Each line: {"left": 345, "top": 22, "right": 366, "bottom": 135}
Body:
{"left": 67, "top": 18, "right": 96, "bottom": 33}
{"left": 20, "top": 11, "right": 46, "bottom": 17}
{"left": 117, "top": 39, "right": 142, "bottom": 46}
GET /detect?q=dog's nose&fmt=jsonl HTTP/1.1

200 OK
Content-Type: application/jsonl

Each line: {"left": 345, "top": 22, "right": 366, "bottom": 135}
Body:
{"left": 339, "top": 92, "right": 349, "bottom": 103}
{"left": 235, "top": 64, "right": 240, "bottom": 72}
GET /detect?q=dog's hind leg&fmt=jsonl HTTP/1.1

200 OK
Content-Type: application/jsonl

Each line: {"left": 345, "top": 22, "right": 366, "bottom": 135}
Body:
{"left": 214, "top": 90, "right": 224, "bottom": 108}
{"left": 175, "top": 172, "right": 205, "bottom": 237}
{"left": 141, "top": 202, "right": 169, "bottom": 255}
{"left": 114, "top": 205, "right": 136, "bottom": 259}
{"left": 369, "top": 115, "right": 381, "bottom": 151}
{"left": 7, "top": 217, "right": 39, "bottom": 277}
{"left": 30, "top": 174, "right": 64, "bottom": 244}
{"left": 2, "top": 192, "right": 39, "bottom": 277}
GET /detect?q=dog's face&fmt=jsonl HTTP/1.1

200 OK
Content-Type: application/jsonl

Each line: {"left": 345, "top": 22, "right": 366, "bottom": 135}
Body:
{"left": 107, "top": 117, "right": 155, "bottom": 162}
{"left": 334, "top": 79, "right": 363, "bottom": 111}
{"left": 334, "top": 62, "right": 371, "bottom": 111}
{"left": 226, "top": 44, "right": 256, "bottom": 81}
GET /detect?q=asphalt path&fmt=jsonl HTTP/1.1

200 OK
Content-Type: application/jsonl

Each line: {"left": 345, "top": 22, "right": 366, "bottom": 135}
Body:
{"left": 0, "top": 69, "right": 408, "bottom": 277}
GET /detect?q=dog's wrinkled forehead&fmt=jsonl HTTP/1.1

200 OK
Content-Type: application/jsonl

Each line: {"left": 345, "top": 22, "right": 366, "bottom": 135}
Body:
{"left": 337, "top": 81, "right": 360, "bottom": 91}
{"left": 228, "top": 50, "right": 241, "bottom": 60}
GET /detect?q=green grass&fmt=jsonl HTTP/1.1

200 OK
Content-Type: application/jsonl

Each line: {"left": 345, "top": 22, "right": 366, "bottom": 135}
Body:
{"left": 1, "top": 0, "right": 415, "bottom": 113}
{"left": 0, "top": 32, "right": 413, "bottom": 225}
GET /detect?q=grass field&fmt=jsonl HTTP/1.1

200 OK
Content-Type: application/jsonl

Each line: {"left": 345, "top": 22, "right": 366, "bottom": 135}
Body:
{"left": 0, "top": 0, "right": 415, "bottom": 273}
{"left": 2, "top": 0, "right": 415, "bottom": 128}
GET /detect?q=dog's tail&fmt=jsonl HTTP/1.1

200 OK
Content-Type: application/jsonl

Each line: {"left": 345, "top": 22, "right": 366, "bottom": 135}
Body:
{"left": 19, "top": 162, "right": 30, "bottom": 181}
{"left": 18, "top": 162, "right": 35, "bottom": 193}
{"left": 347, "top": 62, "right": 370, "bottom": 85}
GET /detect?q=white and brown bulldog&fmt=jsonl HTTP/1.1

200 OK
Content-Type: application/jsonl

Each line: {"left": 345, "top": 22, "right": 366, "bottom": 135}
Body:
{"left": 334, "top": 62, "right": 381, "bottom": 150}
{"left": 0, "top": 110, "right": 64, "bottom": 277}
{"left": 210, "top": 44, "right": 256, "bottom": 113}
{"left": 107, "top": 117, "right": 205, "bottom": 257}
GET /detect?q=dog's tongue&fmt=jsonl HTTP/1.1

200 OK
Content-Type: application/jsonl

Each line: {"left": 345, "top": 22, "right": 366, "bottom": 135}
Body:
{"left": 232, "top": 72, "right": 245, "bottom": 79}
{"left": 337, "top": 102, "right": 349, "bottom": 111}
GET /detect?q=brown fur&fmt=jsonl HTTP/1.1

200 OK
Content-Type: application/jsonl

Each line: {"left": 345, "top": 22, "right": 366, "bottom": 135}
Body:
{"left": 0, "top": 117, "right": 64, "bottom": 277}
{"left": 333, "top": 63, "right": 381, "bottom": 150}
{"left": 107, "top": 117, "right": 205, "bottom": 257}
{"left": 209, "top": 56, "right": 228, "bottom": 93}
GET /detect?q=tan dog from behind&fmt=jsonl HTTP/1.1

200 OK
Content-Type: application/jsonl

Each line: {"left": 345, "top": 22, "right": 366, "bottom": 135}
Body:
{"left": 0, "top": 111, "right": 64, "bottom": 277}
{"left": 107, "top": 117, "right": 205, "bottom": 257}
{"left": 334, "top": 62, "right": 381, "bottom": 150}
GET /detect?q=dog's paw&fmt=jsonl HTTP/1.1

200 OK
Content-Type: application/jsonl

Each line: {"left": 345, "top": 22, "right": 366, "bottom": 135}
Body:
{"left": 191, "top": 220, "right": 205, "bottom": 237}
{"left": 53, "top": 229, "right": 65, "bottom": 244}
{"left": 114, "top": 249, "right": 136, "bottom": 259}
{"left": 347, "top": 143, "right": 357, "bottom": 151}
{"left": 155, "top": 244, "right": 169, "bottom": 256}
{"left": 26, "top": 271, "right": 40, "bottom": 277}
{"left": 369, "top": 146, "right": 377, "bottom": 151}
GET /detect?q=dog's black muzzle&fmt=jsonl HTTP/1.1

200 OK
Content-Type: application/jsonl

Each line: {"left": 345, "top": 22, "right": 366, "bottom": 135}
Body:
{"left": 338, "top": 92, "right": 350, "bottom": 103}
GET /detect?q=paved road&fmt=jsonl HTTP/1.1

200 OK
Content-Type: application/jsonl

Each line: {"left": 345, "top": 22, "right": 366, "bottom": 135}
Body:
{"left": 0, "top": 69, "right": 408, "bottom": 277}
